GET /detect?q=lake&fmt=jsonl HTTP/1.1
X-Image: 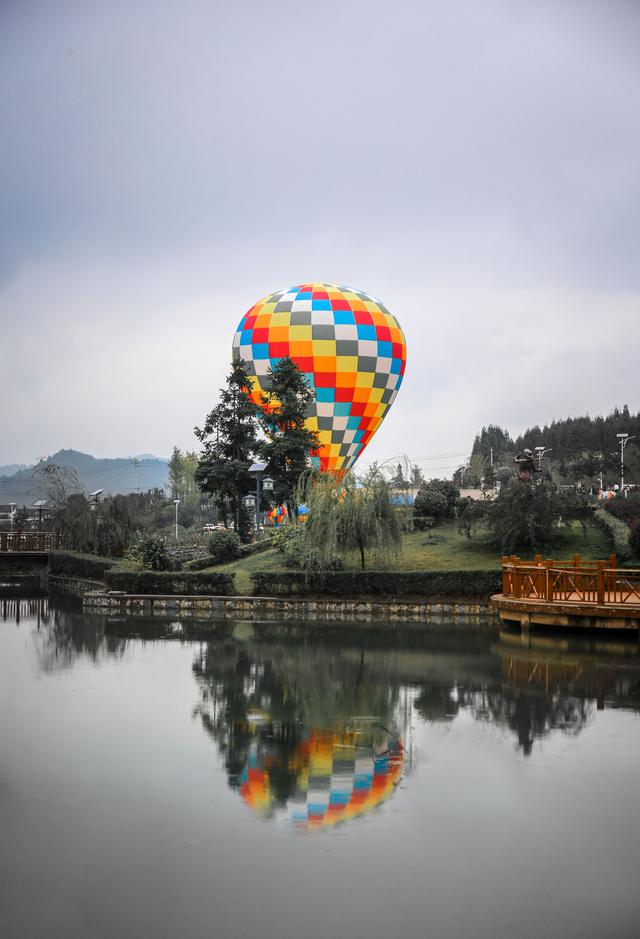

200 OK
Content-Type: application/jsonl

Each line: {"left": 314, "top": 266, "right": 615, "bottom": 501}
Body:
{"left": 1, "top": 596, "right": 639, "bottom": 938}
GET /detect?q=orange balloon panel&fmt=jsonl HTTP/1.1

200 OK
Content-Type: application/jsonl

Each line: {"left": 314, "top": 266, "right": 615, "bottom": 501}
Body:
{"left": 232, "top": 283, "right": 407, "bottom": 474}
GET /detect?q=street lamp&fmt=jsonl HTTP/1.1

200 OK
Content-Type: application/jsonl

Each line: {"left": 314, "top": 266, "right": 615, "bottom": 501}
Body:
{"left": 616, "top": 434, "right": 635, "bottom": 498}
{"left": 248, "top": 462, "right": 274, "bottom": 537}
{"left": 89, "top": 490, "right": 104, "bottom": 555}
{"left": 173, "top": 498, "right": 181, "bottom": 540}
{"left": 32, "top": 499, "right": 47, "bottom": 532}
{"left": 534, "top": 446, "right": 552, "bottom": 472}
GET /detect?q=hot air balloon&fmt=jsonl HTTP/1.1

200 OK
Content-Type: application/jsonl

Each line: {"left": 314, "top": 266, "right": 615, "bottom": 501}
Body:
{"left": 232, "top": 283, "right": 407, "bottom": 474}
{"left": 266, "top": 504, "right": 288, "bottom": 527}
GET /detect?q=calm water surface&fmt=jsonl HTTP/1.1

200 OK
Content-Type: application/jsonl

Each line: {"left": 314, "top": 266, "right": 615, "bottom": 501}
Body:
{"left": 1, "top": 596, "right": 640, "bottom": 938}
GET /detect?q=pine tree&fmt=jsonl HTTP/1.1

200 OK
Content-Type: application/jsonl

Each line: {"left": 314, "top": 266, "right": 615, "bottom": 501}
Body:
{"left": 194, "top": 360, "right": 258, "bottom": 540}
{"left": 256, "top": 358, "right": 319, "bottom": 517}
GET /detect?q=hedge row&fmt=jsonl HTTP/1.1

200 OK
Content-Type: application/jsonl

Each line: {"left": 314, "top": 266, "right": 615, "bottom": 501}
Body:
{"left": 593, "top": 508, "right": 632, "bottom": 562}
{"left": 48, "top": 550, "right": 116, "bottom": 579}
{"left": 104, "top": 569, "right": 235, "bottom": 595}
{"left": 250, "top": 569, "right": 501, "bottom": 598}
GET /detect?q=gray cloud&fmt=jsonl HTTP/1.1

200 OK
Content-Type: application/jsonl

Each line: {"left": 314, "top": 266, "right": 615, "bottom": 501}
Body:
{"left": 1, "top": 0, "right": 638, "bottom": 467}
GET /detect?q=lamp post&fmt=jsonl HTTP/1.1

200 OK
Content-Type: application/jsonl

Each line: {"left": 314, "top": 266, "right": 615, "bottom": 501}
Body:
{"left": 89, "top": 490, "right": 104, "bottom": 555}
{"left": 616, "top": 434, "right": 635, "bottom": 498}
{"left": 248, "top": 462, "right": 274, "bottom": 538}
{"left": 173, "top": 498, "right": 181, "bottom": 540}
{"left": 534, "top": 446, "right": 552, "bottom": 473}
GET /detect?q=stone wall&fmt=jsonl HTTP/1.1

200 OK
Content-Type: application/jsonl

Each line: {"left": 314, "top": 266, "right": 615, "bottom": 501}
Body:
{"left": 82, "top": 591, "right": 496, "bottom": 625}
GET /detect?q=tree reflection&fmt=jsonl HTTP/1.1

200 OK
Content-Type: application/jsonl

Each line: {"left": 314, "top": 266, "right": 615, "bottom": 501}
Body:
{"left": 10, "top": 597, "right": 128, "bottom": 673}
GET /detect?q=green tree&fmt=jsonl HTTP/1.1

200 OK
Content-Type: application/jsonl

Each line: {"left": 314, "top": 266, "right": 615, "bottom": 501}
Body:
{"left": 96, "top": 495, "right": 134, "bottom": 557}
{"left": 167, "top": 446, "right": 183, "bottom": 500}
{"left": 410, "top": 465, "right": 426, "bottom": 490}
{"left": 195, "top": 360, "right": 258, "bottom": 540}
{"left": 181, "top": 451, "right": 199, "bottom": 494}
{"left": 257, "top": 358, "right": 319, "bottom": 518}
{"left": 297, "top": 471, "right": 401, "bottom": 570}
{"left": 414, "top": 478, "right": 460, "bottom": 526}
{"left": 465, "top": 453, "right": 488, "bottom": 488}
{"left": 487, "top": 479, "right": 560, "bottom": 553}
{"left": 390, "top": 463, "right": 410, "bottom": 492}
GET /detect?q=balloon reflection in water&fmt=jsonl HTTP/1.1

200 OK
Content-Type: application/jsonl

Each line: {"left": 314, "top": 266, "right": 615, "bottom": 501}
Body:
{"left": 239, "top": 721, "right": 404, "bottom": 831}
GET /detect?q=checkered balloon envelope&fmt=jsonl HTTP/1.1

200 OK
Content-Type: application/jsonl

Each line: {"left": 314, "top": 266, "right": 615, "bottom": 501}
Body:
{"left": 239, "top": 723, "right": 405, "bottom": 832}
{"left": 232, "top": 283, "right": 407, "bottom": 473}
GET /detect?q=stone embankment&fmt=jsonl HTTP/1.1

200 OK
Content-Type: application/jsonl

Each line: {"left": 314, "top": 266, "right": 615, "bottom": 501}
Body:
{"left": 82, "top": 589, "right": 495, "bottom": 625}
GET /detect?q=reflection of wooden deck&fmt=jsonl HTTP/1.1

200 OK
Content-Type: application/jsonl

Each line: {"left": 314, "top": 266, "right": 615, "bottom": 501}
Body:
{"left": 493, "top": 631, "right": 640, "bottom": 709}
{"left": 492, "top": 555, "right": 640, "bottom": 631}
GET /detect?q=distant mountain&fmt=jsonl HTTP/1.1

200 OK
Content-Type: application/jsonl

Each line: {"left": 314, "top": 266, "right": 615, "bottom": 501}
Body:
{"left": 0, "top": 449, "right": 169, "bottom": 504}
{"left": 0, "top": 463, "right": 29, "bottom": 477}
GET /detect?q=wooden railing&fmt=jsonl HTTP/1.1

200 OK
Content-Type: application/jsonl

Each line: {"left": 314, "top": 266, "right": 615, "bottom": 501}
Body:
{"left": 0, "top": 532, "right": 61, "bottom": 552}
{"left": 501, "top": 555, "right": 640, "bottom": 607}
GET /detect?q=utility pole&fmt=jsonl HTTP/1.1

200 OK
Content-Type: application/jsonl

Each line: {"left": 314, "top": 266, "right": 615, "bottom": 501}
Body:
{"left": 616, "top": 434, "right": 635, "bottom": 498}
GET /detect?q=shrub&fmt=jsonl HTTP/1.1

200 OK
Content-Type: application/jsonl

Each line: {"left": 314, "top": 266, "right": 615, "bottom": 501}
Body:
{"left": 249, "top": 569, "right": 500, "bottom": 598}
{"left": 630, "top": 524, "right": 640, "bottom": 559}
{"left": 104, "top": 570, "right": 235, "bottom": 595}
{"left": 207, "top": 529, "right": 241, "bottom": 563}
{"left": 593, "top": 508, "right": 632, "bottom": 562}
{"left": 604, "top": 494, "right": 640, "bottom": 529}
{"left": 129, "top": 534, "right": 171, "bottom": 571}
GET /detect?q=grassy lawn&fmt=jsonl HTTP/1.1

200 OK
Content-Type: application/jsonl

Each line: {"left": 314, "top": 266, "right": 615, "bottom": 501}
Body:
{"left": 211, "top": 517, "right": 613, "bottom": 593}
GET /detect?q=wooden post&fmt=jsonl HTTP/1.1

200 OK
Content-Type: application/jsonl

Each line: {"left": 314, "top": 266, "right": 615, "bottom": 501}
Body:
{"left": 597, "top": 561, "right": 605, "bottom": 606}
{"left": 502, "top": 557, "right": 509, "bottom": 595}
{"left": 545, "top": 559, "right": 554, "bottom": 601}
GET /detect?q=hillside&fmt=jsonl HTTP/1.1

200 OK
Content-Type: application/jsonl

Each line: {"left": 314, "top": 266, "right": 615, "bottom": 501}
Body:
{"left": 0, "top": 449, "right": 168, "bottom": 504}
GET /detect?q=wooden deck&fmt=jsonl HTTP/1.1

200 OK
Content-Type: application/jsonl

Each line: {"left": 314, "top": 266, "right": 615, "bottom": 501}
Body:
{"left": 492, "top": 555, "right": 640, "bottom": 631}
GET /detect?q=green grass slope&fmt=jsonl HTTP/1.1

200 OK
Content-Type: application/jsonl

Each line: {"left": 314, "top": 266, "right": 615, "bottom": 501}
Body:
{"left": 214, "top": 518, "right": 612, "bottom": 594}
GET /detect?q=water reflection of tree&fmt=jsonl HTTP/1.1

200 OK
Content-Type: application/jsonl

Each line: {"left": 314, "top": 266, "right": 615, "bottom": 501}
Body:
{"left": 31, "top": 600, "right": 128, "bottom": 673}
{"left": 413, "top": 676, "right": 594, "bottom": 756}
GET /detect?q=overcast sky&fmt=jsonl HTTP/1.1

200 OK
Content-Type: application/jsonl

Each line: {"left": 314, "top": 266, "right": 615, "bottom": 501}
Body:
{"left": 1, "top": 0, "right": 638, "bottom": 476}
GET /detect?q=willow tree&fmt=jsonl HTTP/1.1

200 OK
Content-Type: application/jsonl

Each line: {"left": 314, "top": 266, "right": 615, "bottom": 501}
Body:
{"left": 297, "top": 470, "right": 401, "bottom": 570}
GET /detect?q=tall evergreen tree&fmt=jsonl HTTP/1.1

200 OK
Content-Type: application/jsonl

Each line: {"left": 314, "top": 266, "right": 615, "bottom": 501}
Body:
{"left": 167, "top": 446, "right": 183, "bottom": 500}
{"left": 194, "top": 360, "right": 258, "bottom": 539}
{"left": 256, "top": 358, "right": 319, "bottom": 517}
